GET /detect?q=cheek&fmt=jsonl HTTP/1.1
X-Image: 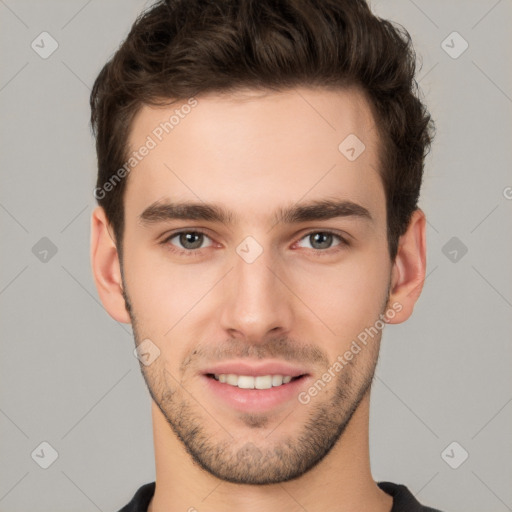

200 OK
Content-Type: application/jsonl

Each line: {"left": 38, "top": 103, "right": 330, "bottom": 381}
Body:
{"left": 123, "top": 227, "right": 390, "bottom": 348}
{"left": 122, "top": 241, "right": 185, "bottom": 332}
{"left": 122, "top": 244, "right": 220, "bottom": 359}
{"left": 290, "top": 249, "right": 389, "bottom": 338}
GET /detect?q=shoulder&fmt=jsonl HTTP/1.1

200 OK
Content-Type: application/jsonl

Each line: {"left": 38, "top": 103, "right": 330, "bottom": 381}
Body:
{"left": 378, "top": 481, "right": 447, "bottom": 512}
{"left": 117, "top": 482, "right": 156, "bottom": 512}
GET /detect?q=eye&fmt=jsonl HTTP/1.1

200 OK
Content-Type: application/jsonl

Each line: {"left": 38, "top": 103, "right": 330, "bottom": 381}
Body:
{"left": 160, "top": 229, "right": 349, "bottom": 258}
{"left": 162, "top": 230, "right": 213, "bottom": 255}
{"left": 295, "top": 230, "right": 349, "bottom": 252}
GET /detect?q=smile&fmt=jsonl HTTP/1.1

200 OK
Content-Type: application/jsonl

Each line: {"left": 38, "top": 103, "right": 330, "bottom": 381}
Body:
{"left": 208, "top": 373, "right": 303, "bottom": 389}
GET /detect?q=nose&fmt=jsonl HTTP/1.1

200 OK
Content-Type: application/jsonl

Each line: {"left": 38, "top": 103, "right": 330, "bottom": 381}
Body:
{"left": 219, "top": 242, "right": 295, "bottom": 344}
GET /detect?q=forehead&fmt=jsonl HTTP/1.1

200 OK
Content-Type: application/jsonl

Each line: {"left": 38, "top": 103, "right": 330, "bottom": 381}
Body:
{"left": 124, "top": 86, "right": 385, "bottom": 228}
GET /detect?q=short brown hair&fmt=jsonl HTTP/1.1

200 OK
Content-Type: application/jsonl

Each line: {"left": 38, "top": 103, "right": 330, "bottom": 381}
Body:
{"left": 90, "top": 0, "right": 434, "bottom": 262}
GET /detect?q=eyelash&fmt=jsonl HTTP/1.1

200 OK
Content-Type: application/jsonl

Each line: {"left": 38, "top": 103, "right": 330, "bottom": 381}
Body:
{"left": 160, "top": 229, "right": 350, "bottom": 258}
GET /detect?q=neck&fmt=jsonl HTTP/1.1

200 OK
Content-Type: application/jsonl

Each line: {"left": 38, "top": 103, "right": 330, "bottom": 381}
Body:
{"left": 147, "top": 390, "right": 393, "bottom": 512}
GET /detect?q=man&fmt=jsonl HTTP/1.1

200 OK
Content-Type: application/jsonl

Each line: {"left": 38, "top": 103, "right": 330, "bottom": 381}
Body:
{"left": 90, "top": 0, "right": 442, "bottom": 510}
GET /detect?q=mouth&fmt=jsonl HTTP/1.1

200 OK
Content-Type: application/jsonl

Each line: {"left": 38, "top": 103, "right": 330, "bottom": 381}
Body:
{"left": 206, "top": 373, "right": 306, "bottom": 389}
{"left": 201, "top": 362, "right": 311, "bottom": 413}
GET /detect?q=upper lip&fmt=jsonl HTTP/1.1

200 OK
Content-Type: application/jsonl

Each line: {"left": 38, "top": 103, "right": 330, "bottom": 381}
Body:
{"left": 202, "top": 360, "right": 309, "bottom": 378}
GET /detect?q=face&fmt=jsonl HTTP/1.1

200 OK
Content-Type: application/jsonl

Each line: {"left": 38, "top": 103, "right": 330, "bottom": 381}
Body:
{"left": 119, "top": 86, "right": 395, "bottom": 484}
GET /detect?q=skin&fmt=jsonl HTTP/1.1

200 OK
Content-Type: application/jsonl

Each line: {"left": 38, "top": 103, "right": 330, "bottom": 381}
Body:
{"left": 91, "top": 86, "right": 426, "bottom": 512}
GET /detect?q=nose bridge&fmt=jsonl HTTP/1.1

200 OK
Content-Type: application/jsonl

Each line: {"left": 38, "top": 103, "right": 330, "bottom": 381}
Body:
{"left": 219, "top": 236, "right": 293, "bottom": 340}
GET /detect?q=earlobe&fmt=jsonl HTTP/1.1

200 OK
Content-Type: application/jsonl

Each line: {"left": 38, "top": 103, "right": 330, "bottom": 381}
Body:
{"left": 386, "top": 208, "right": 427, "bottom": 324}
{"left": 90, "top": 206, "right": 131, "bottom": 324}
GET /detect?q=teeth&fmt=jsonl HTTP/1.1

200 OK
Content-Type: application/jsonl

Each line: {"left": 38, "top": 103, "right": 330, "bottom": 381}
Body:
{"left": 212, "top": 374, "right": 297, "bottom": 389}
{"left": 237, "top": 375, "right": 255, "bottom": 389}
{"left": 272, "top": 375, "right": 283, "bottom": 386}
{"left": 226, "top": 374, "right": 238, "bottom": 386}
{"left": 255, "top": 375, "right": 272, "bottom": 389}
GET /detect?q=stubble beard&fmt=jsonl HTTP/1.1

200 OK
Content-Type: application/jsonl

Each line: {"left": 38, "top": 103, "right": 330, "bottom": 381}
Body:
{"left": 121, "top": 278, "right": 388, "bottom": 485}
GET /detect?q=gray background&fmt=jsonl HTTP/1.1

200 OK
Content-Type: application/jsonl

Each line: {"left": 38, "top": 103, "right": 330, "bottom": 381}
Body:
{"left": 1, "top": 0, "right": 511, "bottom": 511}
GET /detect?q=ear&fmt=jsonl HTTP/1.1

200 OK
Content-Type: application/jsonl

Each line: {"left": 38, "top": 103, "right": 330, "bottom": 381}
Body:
{"left": 90, "top": 206, "right": 131, "bottom": 324}
{"left": 385, "top": 208, "right": 427, "bottom": 324}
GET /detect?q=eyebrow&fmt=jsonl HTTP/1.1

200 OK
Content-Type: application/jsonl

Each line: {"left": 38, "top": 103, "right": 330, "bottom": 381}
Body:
{"left": 138, "top": 198, "right": 373, "bottom": 227}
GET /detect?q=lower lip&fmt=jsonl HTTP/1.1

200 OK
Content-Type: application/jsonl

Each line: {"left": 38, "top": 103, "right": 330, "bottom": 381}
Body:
{"left": 202, "top": 375, "right": 310, "bottom": 413}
